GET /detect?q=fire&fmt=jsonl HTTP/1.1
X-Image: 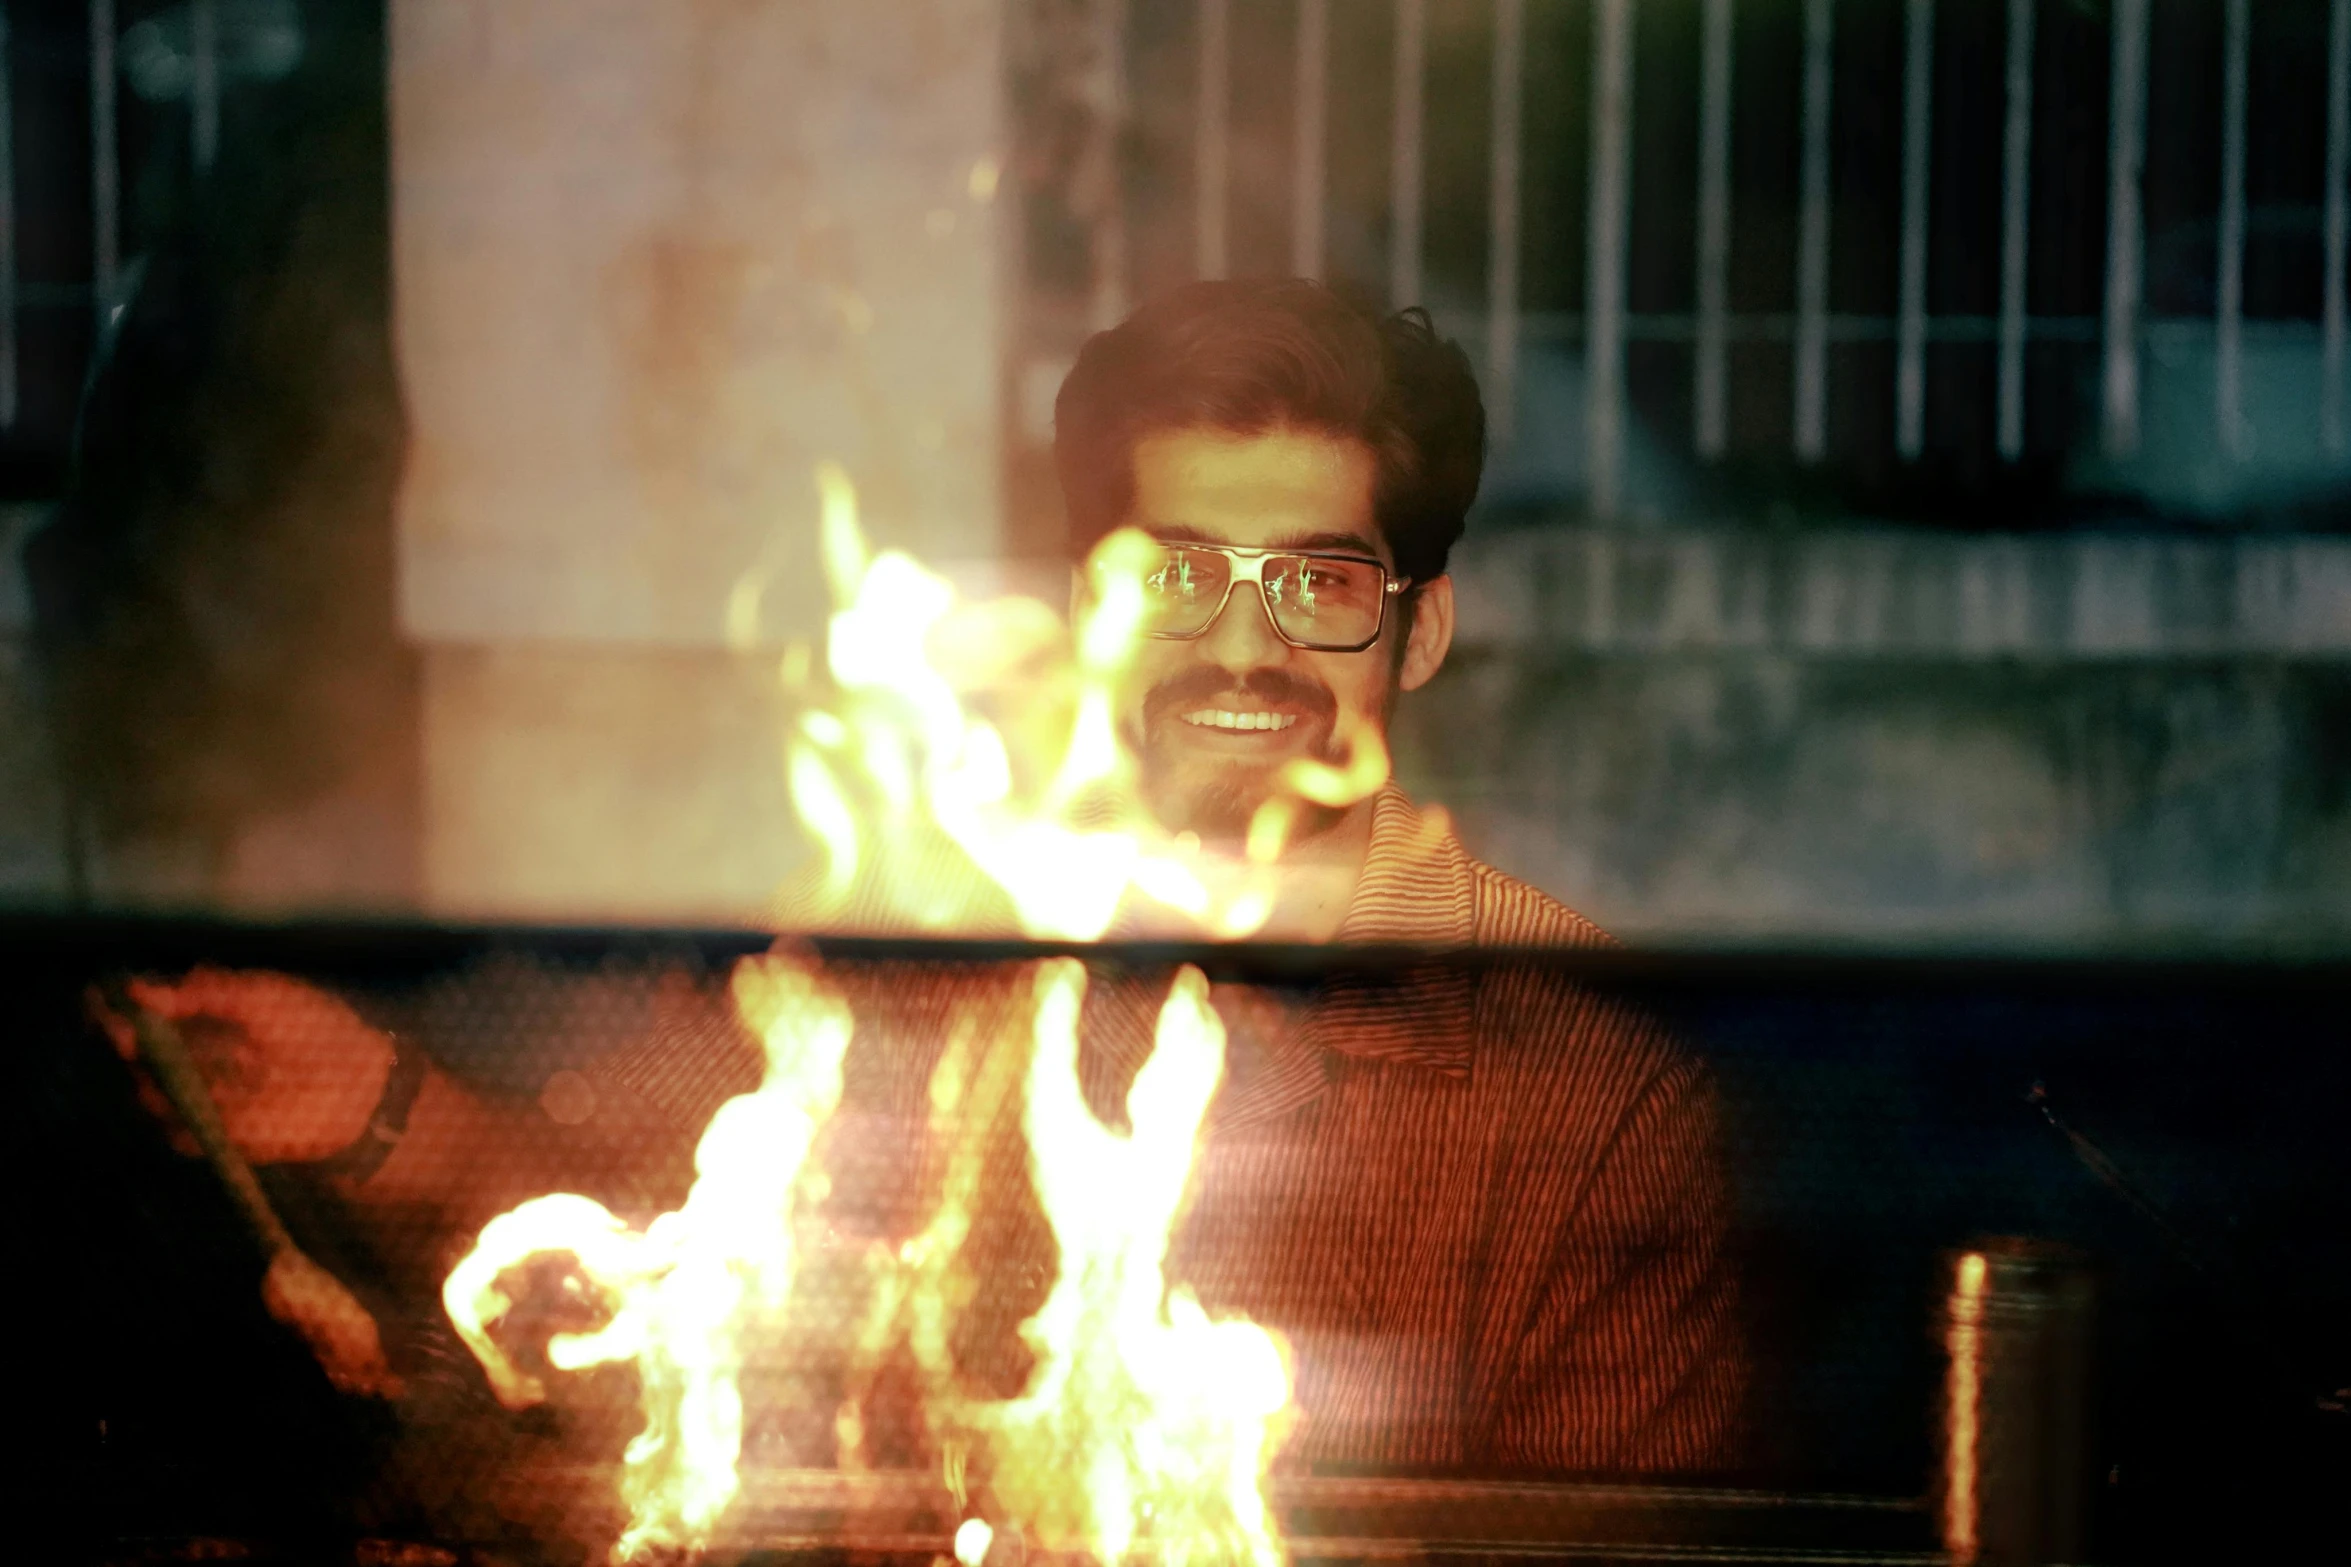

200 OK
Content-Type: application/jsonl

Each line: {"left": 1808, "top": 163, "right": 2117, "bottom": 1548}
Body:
{"left": 444, "top": 463, "right": 1353, "bottom": 1562}
{"left": 782, "top": 465, "right": 1315, "bottom": 1552}
{"left": 975, "top": 960, "right": 1292, "bottom": 1567}
{"left": 768, "top": 464, "right": 1388, "bottom": 940}
{"left": 442, "top": 957, "right": 851, "bottom": 1561}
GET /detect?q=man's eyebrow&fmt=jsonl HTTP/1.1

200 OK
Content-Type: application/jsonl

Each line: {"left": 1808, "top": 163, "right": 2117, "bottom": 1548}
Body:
{"left": 1145, "top": 523, "right": 1389, "bottom": 558}
{"left": 1280, "top": 529, "right": 1387, "bottom": 557}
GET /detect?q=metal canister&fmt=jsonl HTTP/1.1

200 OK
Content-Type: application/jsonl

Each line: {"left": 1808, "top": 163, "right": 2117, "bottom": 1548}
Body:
{"left": 1939, "top": 1239, "right": 2095, "bottom": 1566}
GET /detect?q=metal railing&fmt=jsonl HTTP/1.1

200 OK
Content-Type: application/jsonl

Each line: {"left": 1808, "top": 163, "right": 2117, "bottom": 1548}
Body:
{"left": 1180, "top": 0, "right": 2351, "bottom": 520}
{"left": 0, "top": 0, "right": 228, "bottom": 435}
{"left": 20, "top": 3, "right": 2349, "bottom": 522}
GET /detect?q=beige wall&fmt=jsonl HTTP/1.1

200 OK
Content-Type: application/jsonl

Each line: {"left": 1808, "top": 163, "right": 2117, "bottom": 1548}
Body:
{"left": 392, "top": 0, "right": 1006, "bottom": 920}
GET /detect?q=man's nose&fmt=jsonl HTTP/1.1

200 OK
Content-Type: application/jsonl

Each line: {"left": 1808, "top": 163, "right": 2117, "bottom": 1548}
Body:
{"left": 1197, "top": 579, "right": 1290, "bottom": 674}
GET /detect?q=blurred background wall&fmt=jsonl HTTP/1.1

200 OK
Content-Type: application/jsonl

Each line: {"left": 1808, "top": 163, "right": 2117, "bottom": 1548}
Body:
{"left": 3, "top": 0, "right": 2350, "bottom": 947}
{"left": 2, "top": 0, "right": 411, "bottom": 913}
{"left": 392, "top": 0, "right": 1005, "bottom": 920}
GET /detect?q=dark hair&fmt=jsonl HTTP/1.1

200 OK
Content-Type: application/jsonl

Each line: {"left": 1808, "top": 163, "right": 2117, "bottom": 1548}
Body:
{"left": 1053, "top": 279, "right": 1485, "bottom": 585}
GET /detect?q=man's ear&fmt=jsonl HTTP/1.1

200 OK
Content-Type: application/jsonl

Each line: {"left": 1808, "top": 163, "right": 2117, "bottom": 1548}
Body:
{"left": 1397, "top": 575, "right": 1454, "bottom": 693}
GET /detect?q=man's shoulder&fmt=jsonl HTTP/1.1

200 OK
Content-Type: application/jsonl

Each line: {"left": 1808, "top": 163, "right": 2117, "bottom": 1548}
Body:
{"left": 1461, "top": 853, "right": 1616, "bottom": 951}
{"left": 1455, "top": 855, "right": 1694, "bottom": 1115}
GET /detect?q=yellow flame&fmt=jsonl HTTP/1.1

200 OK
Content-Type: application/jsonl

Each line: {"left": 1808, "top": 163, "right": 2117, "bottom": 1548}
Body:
{"left": 442, "top": 957, "right": 852, "bottom": 1562}
{"left": 976, "top": 961, "right": 1292, "bottom": 1567}
{"left": 773, "top": 467, "right": 1390, "bottom": 939}
{"left": 773, "top": 468, "right": 1319, "bottom": 1560}
{"left": 443, "top": 462, "right": 1378, "bottom": 1560}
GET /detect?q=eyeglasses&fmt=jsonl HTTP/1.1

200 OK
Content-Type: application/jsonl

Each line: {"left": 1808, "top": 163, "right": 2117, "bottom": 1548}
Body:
{"left": 1132, "top": 541, "right": 1411, "bottom": 653}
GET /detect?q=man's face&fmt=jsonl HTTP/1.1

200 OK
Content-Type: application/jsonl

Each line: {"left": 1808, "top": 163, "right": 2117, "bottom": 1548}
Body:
{"left": 1105, "top": 425, "right": 1455, "bottom": 842}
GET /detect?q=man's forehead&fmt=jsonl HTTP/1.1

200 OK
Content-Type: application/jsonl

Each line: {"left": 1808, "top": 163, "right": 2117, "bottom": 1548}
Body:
{"left": 1128, "top": 426, "right": 1386, "bottom": 558}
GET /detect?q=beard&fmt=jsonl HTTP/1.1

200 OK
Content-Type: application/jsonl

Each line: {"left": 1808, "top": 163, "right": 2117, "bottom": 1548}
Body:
{"left": 1154, "top": 770, "right": 1349, "bottom": 845}
{"left": 1132, "top": 666, "right": 1347, "bottom": 845}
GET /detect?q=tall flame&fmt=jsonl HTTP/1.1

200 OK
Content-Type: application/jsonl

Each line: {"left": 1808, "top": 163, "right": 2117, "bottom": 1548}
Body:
{"left": 769, "top": 467, "right": 1389, "bottom": 940}
{"left": 444, "top": 463, "right": 1357, "bottom": 1562}
{"left": 442, "top": 957, "right": 851, "bottom": 1561}
{"left": 978, "top": 960, "right": 1292, "bottom": 1567}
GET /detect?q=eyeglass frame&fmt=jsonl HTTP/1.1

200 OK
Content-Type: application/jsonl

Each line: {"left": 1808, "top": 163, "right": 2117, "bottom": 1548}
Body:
{"left": 1132, "top": 540, "right": 1414, "bottom": 654}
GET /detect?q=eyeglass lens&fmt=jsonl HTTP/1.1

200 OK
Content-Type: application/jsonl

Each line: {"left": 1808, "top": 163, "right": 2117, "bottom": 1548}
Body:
{"left": 1142, "top": 546, "right": 1388, "bottom": 650}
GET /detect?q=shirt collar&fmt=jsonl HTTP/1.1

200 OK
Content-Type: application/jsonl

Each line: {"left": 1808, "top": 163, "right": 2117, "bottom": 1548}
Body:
{"left": 1294, "top": 783, "right": 1479, "bottom": 1079}
{"left": 1333, "top": 783, "right": 1477, "bottom": 946}
{"left": 1095, "top": 785, "right": 1482, "bottom": 1134}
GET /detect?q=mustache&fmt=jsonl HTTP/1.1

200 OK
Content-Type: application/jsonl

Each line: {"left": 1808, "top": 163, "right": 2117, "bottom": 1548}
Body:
{"left": 1141, "top": 667, "right": 1337, "bottom": 725}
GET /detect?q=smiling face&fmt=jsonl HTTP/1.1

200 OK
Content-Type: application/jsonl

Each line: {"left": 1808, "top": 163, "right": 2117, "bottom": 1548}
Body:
{"left": 1108, "top": 425, "right": 1455, "bottom": 843}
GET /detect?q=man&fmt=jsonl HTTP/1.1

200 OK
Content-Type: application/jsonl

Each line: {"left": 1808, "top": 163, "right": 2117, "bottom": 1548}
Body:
{"left": 109, "top": 280, "right": 1742, "bottom": 1476}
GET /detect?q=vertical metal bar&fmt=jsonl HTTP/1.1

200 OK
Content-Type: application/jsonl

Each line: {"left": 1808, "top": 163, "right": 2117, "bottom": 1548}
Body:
{"left": 191, "top": 0, "right": 219, "bottom": 173}
{"left": 1196, "top": 0, "right": 1230, "bottom": 280}
{"left": 1896, "top": 0, "right": 1935, "bottom": 460}
{"left": 1793, "top": 0, "right": 1833, "bottom": 463}
{"left": 1587, "top": 0, "right": 1634, "bottom": 519}
{"left": 2327, "top": 0, "right": 2350, "bottom": 456}
{"left": 1293, "top": 0, "right": 1329, "bottom": 279}
{"left": 1997, "top": 0, "right": 2035, "bottom": 462}
{"left": 2216, "top": 0, "right": 2249, "bottom": 461}
{"left": 90, "top": 0, "right": 117, "bottom": 329}
{"left": 1941, "top": 1250, "right": 1988, "bottom": 1567}
{"left": 1391, "top": 0, "right": 1426, "bottom": 308}
{"left": 1489, "top": 0, "right": 1525, "bottom": 446}
{"left": 1090, "top": 0, "right": 1131, "bottom": 329}
{"left": 1694, "top": 0, "right": 1733, "bottom": 460}
{"left": 2102, "top": 0, "right": 2148, "bottom": 458}
{"left": 0, "top": 4, "right": 16, "bottom": 429}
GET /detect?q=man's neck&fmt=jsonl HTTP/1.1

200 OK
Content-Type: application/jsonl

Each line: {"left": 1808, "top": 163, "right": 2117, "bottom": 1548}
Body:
{"left": 1257, "top": 792, "right": 1379, "bottom": 942}
{"left": 1128, "top": 793, "right": 1380, "bottom": 944}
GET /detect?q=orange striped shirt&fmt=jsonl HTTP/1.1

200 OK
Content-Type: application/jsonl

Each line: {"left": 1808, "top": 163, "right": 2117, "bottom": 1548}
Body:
{"left": 594, "top": 785, "right": 1743, "bottom": 1475}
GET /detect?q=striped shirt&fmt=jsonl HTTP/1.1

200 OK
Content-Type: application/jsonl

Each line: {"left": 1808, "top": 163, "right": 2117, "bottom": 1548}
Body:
{"left": 591, "top": 785, "right": 1743, "bottom": 1476}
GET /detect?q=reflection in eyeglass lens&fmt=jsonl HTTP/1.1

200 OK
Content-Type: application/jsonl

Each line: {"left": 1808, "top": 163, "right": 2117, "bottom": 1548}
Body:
{"left": 1269, "top": 558, "right": 1382, "bottom": 645}
{"left": 1142, "top": 547, "right": 1385, "bottom": 649}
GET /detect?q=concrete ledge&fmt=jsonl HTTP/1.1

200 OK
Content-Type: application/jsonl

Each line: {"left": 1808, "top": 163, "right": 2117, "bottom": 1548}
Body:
{"left": 1449, "top": 527, "right": 2351, "bottom": 658}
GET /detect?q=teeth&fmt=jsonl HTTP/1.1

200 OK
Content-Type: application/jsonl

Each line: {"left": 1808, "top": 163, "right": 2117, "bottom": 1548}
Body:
{"left": 1181, "top": 709, "right": 1299, "bottom": 732}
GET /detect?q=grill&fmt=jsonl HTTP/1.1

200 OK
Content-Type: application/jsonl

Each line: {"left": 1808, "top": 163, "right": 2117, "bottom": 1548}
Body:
{"left": 484, "top": 1467, "right": 1937, "bottom": 1563}
{"left": 18, "top": 917, "right": 2349, "bottom": 1565}
{"left": 89, "top": 1478, "right": 1935, "bottom": 1566}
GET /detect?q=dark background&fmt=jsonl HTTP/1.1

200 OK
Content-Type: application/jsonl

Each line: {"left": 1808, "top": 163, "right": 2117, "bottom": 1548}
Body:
{"left": 1, "top": 7, "right": 2347, "bottom": 1558}
{"left": 13, "top": 922, "right": 2350, "bottom": 1560}
{"left": 9, "top": 1, "right": 2351, "bottom": 942}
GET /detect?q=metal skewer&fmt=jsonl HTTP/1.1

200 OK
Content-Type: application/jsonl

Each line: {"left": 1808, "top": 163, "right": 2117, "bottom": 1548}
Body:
{"left": 106, "top": 980, "right": 400, "bottom": 1398}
